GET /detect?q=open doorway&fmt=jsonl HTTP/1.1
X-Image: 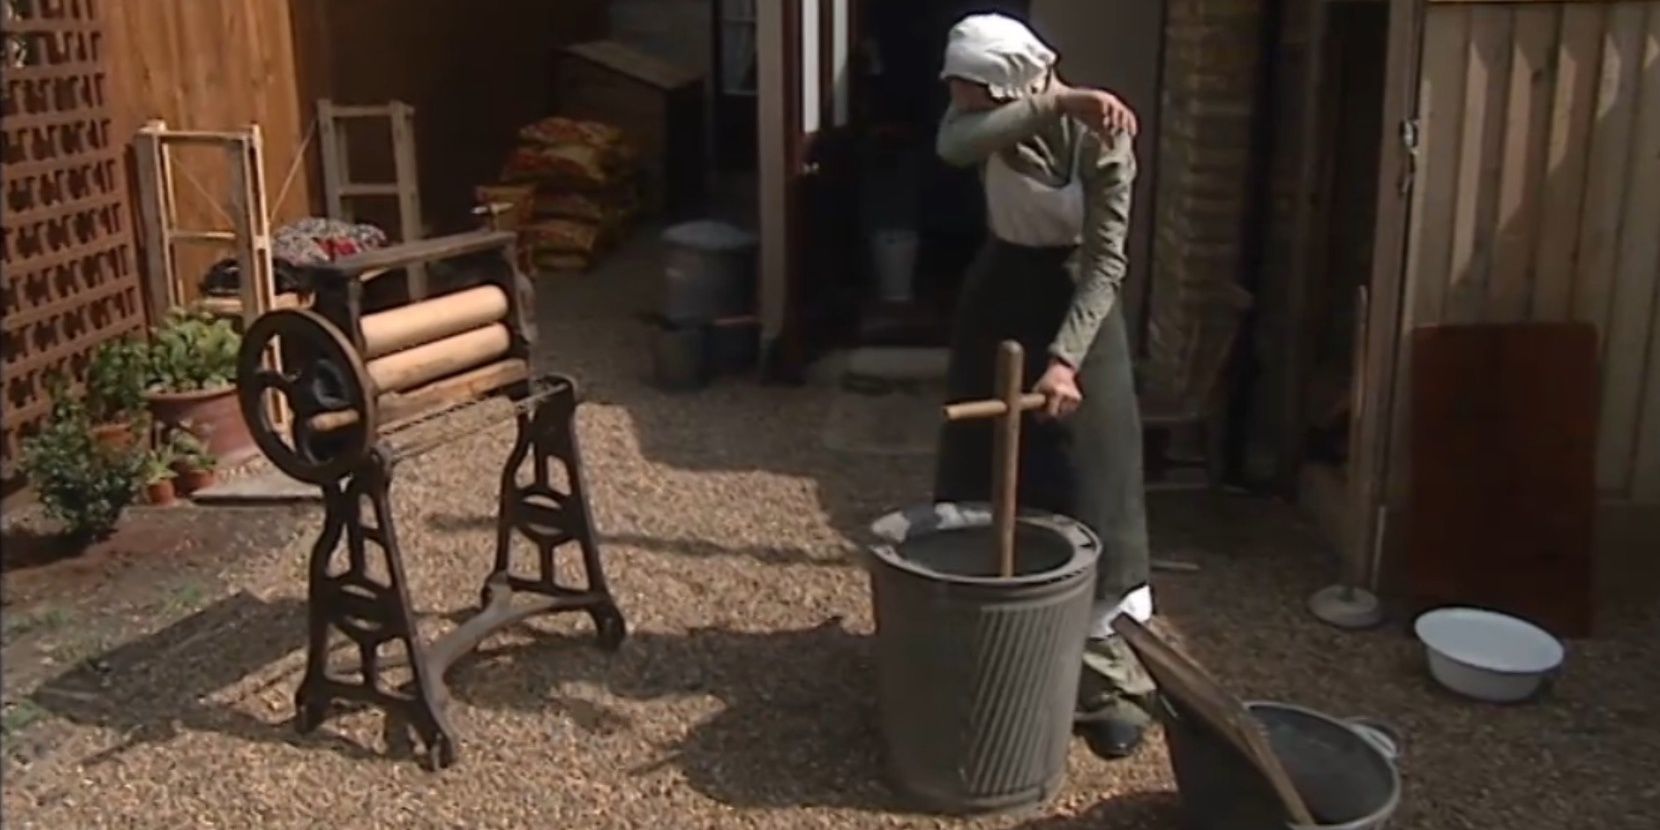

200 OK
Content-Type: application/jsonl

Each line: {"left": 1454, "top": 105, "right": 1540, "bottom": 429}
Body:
{"left": 711, "top": 0, "right": 758, "bottom": 172}
{"left": 765, "top": 0, "right": 1032, "bottom": 358}
{"left": 847, "top": 1, "right": 1032, "bottom": 346}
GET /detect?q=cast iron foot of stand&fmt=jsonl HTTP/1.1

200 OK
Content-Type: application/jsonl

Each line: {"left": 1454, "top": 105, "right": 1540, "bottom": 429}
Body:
{"left": 292, "top": 674, "right": 462, "bottom": 770}
{"left": 488, "top": 374, "right": 629, "bottom": 655}
{"left": 472, "top": 573, "right": 628, "bottom": 652}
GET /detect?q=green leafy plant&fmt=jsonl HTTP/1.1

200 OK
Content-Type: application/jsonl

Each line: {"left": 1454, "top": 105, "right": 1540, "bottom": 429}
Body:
{"left": 144, "top": 306, "right": 240, "bottom": 393}
{"left": 18, "top": 377, "right": 144, "bottom": 540}
{"left": 166, "top": 428, "right": 217, "bottom": 472}
{"left": 85, "top": 337, "right": 150, "bottom": 424}
{"left": 140, "top": 446, "right": 177, "bottom": 485}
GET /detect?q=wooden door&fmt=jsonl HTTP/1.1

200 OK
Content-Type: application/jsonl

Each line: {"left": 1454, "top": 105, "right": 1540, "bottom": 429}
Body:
{"left": 1347, "top": 0, "right": 1428, "bottom": 593}
{"left": 1355, "top": 0, "right": 1660, "bottom": 597}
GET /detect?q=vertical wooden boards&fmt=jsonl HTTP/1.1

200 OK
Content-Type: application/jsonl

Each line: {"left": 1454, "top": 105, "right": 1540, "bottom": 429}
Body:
{"left": 1389, "top": 2, "right": 1660, "bottom": 511}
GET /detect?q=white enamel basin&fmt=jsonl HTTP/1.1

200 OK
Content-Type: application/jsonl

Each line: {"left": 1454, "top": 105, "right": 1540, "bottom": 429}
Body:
{"left": 1413, "top": 607, "right": 1565, "bottom": 703}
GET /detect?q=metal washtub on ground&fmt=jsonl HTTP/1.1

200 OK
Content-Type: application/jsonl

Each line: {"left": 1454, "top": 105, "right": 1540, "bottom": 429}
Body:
{"left": 866, "top": 503, "right": 1100, "bottom": 813}
{"left": 1161, "top": 698, "right": 1403, "bottom": 830}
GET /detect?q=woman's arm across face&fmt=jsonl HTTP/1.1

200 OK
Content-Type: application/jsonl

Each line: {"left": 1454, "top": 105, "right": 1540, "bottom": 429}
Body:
{"left": 935, "top": 79, "right": 1066, "bottom": 167}
{"left": 935, "top": 79, "right": 1140, "bottom": 169}
{"left": 948, "top": 78, "right": 1000, "bottom": 112}
{"left": 1048, "top": 130, "right": 1137, "bottom": 369}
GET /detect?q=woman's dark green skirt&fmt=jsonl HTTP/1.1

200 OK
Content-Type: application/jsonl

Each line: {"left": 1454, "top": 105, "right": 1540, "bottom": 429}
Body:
{"left": 934, "top": 239, "right": 1151, "bottom": 602}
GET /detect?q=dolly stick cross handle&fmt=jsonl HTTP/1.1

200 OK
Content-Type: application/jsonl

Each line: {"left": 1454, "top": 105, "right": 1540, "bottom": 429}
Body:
{"left": 941, "top": 341, "right": 1048, "bottom": 578}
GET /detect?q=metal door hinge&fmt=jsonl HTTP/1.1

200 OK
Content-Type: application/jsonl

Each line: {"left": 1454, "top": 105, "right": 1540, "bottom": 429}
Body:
{"left": 1397, "top": 119, "right": 1420, "bottom": 195}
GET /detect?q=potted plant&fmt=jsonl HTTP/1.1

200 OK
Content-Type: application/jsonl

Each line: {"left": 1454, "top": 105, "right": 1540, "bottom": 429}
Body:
{"left": 85, "top": 337, "right": 150, "bottom": 452}
{"left": 167, "top": 428, "right": 219, "bottom": 495}
{"left": 140, "top": 446, "right": 179, "bottom": 506}
{"left": 143, "top": 305, "right": 253, "bottom": 462}
{"left": 18, "top": 378, "right": 145, "bottom": 541}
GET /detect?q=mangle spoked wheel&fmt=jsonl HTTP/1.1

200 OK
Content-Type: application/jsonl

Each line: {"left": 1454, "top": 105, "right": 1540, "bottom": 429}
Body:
{"left": 237, "top": 309, "right": 379, "bottom": 485}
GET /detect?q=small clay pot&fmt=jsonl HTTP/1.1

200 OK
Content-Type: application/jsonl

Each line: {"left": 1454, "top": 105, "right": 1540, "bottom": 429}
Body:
{"left": 174, "top": 468, "right": 217, "bottom": 495}
{"left": 91, "top": 422, "right": 136, "bottom": 453}
{"left": 145, "top": 479, "right": 178, "bottom": 506}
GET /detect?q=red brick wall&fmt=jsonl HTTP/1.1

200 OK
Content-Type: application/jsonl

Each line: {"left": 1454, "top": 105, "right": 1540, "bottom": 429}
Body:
{"left": 1145, "top": 0, "right": 1270, "bottom": 412}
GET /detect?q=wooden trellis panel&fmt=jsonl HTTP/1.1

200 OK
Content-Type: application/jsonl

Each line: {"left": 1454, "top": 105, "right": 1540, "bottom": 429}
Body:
{"left": 1, "top": 0, "right": 145, "bottom": 475}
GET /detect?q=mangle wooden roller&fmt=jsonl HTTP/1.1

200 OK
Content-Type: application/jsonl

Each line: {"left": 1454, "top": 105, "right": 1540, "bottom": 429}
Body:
{"left": 236, "top": 230, "right": 539, "bottom": 484}
{"left": 232, "top": 229, "right": 626, "bottom": 771}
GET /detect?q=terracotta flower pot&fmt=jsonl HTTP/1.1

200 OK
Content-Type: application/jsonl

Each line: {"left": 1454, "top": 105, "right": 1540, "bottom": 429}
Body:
{"left": 172, "top": 467, "right": 217, "bottom": 495}
{"left": 145, "top": 479, "right": 178, "bottom": 506}
{"left": 90, "top": 421, "right": 137, "bottom": 453}
{"left": 145, "top": 385, "right": 254, "bottom": 464}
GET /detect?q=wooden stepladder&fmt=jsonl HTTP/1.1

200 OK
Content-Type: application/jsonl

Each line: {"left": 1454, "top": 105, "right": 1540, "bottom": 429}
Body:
{"left": 941, "top": 340, "right": 1047, "bottom": 578}
{"left": 316, "top": 99, "right": 427, "bottom": 299}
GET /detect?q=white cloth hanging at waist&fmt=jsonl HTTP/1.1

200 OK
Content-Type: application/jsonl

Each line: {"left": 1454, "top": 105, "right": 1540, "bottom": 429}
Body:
{"left": 1090, "top": 585, "right": 1155, "bottom": 640}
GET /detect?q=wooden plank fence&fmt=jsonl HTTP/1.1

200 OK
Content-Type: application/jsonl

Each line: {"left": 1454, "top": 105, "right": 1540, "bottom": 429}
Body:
{"left": 1392, "top": 0, "right": 1660, "bottom": 504}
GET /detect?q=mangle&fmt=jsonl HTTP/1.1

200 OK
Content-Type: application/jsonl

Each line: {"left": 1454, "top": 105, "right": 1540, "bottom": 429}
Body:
{"left": 233, "top": 229, "right": 626, "bottom": 768}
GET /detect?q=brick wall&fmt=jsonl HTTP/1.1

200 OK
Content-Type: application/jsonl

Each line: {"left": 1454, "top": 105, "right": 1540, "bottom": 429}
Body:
{"left": 1144, "top": 0, "right": 1270, "bottom": 418}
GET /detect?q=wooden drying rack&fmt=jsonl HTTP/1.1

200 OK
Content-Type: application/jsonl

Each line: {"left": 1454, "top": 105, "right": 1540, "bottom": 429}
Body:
{"left": 132, "top": 120, "right": 291, "bottom": 428}
{"left": 316, "top": 99, "right": 427, "bottom": 299}
{"left": 132, "top": 120, "right": 293, "bottom": 325}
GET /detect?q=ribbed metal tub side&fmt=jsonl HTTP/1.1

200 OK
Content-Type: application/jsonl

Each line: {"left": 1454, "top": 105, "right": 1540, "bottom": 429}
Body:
{"left": 866, "top": 503, "right": 1100, "bottom": 814}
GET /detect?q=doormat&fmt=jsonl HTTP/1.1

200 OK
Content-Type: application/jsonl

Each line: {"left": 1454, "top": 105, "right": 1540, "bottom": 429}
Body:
{"left": 821, "top": 379, "right": 943, "bottom": 457}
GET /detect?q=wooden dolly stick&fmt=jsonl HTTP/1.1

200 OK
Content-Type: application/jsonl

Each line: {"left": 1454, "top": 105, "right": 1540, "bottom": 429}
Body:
{"left": 942, "top": 341, "right": 1048, "bottom": 578}
{"left": 944, "top": 345, "right": 1201, "bottom": 577}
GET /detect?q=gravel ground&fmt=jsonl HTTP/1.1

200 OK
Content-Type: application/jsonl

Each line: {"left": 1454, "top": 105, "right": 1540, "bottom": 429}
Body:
{"left": 4, "top": 236, "right": 1658, "bottom": 829}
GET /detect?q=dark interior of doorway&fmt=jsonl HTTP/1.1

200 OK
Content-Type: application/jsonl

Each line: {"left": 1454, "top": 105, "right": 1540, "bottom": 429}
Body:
{"left": 1299, "top": 1, "right": 1388, "bottom": 483}
{"left": 711, "top": 0, "right": 758, "bottom": 173}
{"left": 767, "top": 0, "right": 1032, "bottom": 357}
{"left": 846, "top": 0, "right": 1033, "bottom": 348}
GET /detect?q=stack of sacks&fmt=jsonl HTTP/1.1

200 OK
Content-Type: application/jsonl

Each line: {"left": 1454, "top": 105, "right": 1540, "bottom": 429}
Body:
{"left": 497, "top": 117, "right": 641, "bottom": 273}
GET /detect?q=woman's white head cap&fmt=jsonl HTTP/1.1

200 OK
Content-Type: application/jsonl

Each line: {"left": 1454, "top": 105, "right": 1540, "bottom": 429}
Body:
{"left": 939, "top": 13, "right": 1058, "bottom": 100}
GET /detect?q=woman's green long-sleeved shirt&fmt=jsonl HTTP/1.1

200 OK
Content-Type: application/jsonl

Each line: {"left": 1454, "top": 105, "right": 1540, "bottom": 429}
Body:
{"left": 936, "top": 92, "right": 1136, "bottom": 369}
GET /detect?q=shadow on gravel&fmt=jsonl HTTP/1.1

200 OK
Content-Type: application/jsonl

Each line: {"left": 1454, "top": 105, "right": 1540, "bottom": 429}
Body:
{"left": 27, "top": 591, "right": 392, "bottom": 766}
{"left": 422, "top": 513, "right": 857, "bottom": 570}
{"left": 448, "top": 616, "right": 894, "bottom": 813}
{"left": 1011, "top": 791, "right": 1185, "bottom": 829}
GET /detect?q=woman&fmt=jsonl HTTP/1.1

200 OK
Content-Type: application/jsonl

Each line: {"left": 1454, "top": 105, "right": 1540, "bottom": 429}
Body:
{"left": 931, "top": 13, "right": 1155, "bottom": 760}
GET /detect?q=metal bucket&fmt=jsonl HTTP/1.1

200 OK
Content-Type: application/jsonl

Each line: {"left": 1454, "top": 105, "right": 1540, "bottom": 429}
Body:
{"left": 870, "top": 228, "right": 919, "bottom": 304}
{"left": 660, "top": 220, "right": 758, "bottom": 325}
{"left": 865, "top": 503, "right": 1100, "bottom": 814}
{"left": 1161, "top": 699, "right": 1403, "bottom": 830}
{"left": 648, "top": 321, "right": 710, "bottom": 392}
{"left": 707, "top": 320, "right": 760, "bottom": 375}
